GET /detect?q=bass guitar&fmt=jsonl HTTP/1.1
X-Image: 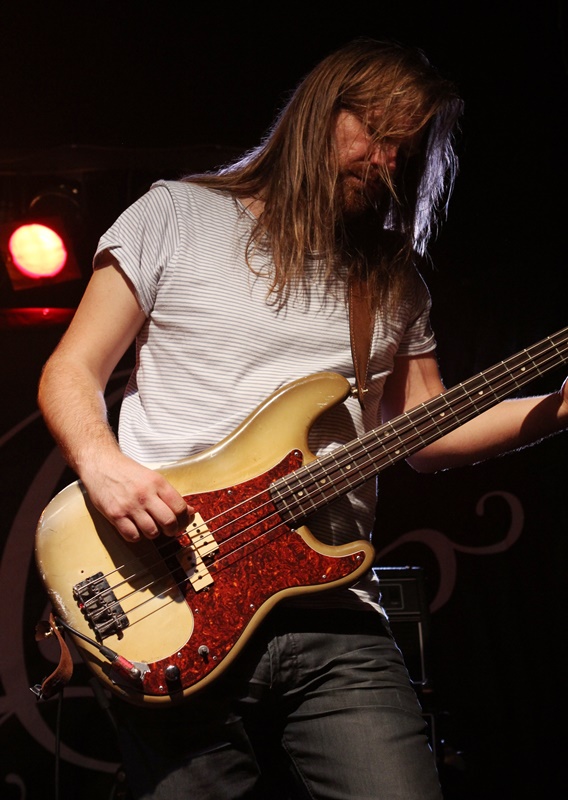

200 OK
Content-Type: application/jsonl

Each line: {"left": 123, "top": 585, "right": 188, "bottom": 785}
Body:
{"left": 35, "top": 326, "right": 568, "bottom": 705}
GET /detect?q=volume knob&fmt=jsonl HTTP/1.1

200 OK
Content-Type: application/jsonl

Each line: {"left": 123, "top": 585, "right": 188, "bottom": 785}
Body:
{"left": 164, "top": 664, "right": 180, "bottom": 682}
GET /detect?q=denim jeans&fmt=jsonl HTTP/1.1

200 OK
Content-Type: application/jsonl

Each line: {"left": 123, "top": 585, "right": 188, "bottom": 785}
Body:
{"left": 113, "top": 607, "right": 442, "bottom": 799}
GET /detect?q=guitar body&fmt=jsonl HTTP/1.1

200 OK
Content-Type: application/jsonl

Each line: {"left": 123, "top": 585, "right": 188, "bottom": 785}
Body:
{"left": 35, "top": 324, "right": 568, "bottom": 705}
{"left": 35, "top": 372, "right": 376, "bottom": 706}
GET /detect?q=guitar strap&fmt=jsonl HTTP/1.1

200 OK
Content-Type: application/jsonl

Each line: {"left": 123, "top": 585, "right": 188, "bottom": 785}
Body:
{"left": 348, "top": 280, "right": 375, "bottom": 410}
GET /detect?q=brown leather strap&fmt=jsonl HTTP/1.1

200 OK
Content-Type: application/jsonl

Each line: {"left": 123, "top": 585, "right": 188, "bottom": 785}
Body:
{"left": 34, "top": 611, "right": 73, "bottom": 700}
{"left": 348, "top": 280, "right": 375, "bottom": 410}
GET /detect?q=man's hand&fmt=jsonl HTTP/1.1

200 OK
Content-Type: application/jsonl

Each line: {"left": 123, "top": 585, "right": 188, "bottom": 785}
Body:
{"left": 560, "top": 377, "right": 568, "bottom": 417}
{"left": 81, "top": 451, "right": 193, "bottom": 542}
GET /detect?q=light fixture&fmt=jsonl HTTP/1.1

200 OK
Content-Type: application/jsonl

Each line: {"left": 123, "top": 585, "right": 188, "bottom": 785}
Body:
{"left": 0, "top": 182, "right": 84, "bottom": 306}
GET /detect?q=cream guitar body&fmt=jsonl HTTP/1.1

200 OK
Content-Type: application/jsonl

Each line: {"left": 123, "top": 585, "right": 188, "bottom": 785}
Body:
{"left": 35, "top": 325, "right": 568, "bottom": 705}
{"left": 35, "top": 372, "right": 374, "bottom": 706}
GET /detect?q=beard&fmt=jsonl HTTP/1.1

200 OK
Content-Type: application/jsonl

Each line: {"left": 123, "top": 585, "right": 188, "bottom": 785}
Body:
{"left": 333, "top": 172, "right": 397, "bottom": 272}
{"left": 336, "top": 167, "right": 390, "bottom": 218}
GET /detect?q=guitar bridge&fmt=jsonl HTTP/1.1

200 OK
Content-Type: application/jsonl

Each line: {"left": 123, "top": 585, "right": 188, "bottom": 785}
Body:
{"left": 73, "top": 572, "right": 129, "bottom": 640}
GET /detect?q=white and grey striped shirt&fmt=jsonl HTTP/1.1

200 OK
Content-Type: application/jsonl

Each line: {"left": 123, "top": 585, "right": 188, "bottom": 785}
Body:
{"left": 95, "top": 180, "right": 437, "bottom": 610}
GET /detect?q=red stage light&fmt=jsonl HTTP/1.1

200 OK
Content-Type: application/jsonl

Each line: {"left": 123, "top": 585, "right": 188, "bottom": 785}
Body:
{"left": 0, "top": 215, "right": 81, "bottom": 295}
{"left": 8, "top": 223, "right": 68, "bottom": 279}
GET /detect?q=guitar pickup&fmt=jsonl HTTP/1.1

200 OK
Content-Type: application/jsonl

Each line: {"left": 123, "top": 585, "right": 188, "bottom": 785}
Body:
{"left": 176, "top": 513, "right": 218, "bottom": 591}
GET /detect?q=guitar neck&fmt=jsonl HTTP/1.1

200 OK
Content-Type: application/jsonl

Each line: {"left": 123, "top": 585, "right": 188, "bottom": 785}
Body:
{"left": 272, "top": 325, "right": 568, "bottom": 524}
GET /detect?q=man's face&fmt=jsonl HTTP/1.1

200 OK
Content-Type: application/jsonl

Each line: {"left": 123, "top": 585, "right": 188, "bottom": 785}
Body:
{"left": 333, "top": 109, "right": 420, "bottom": 216}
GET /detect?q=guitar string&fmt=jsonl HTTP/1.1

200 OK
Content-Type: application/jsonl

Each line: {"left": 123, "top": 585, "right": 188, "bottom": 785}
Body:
{"left": 279, "top": 329, "right": 568, "bottom": 513}
{"left": 78, "top": 330, "right": 568, "bottom": 623}
{"left": 78, "top": 329, "right": 568, "bottom": 631}
{"left": 78, "top": 485, "right": 301, "bottom": 626}
{"left": 82, "top": 516, "right": 294, "bottom": 637}
{"left": 78, "top": 330, "right": 568, "bottom": 630}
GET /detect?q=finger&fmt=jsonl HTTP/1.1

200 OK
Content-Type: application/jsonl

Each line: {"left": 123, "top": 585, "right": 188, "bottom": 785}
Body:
{"left": 117, "top": 509, "right": 161, "bottom": 542}
{"left": 132, "top": 496, "right": 191, "bottom": 539}
{"left": 113, "top": 516, "right": 144, "bottom": 543}
{"left": 158, "top": 504, "right": 194, "bottom": 537}
{"left": 156, "top": 487, "right": 194, "bottom": 536}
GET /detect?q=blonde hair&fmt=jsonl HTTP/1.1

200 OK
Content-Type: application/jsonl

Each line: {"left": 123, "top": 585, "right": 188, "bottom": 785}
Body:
{"left": 186, "top": 38, "right": 463, "bottom": 309}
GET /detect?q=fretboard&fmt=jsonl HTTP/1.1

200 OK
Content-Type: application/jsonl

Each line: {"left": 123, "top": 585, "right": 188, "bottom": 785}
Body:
{"left": 271, "top": 325, "right": 568, "bottom": 524}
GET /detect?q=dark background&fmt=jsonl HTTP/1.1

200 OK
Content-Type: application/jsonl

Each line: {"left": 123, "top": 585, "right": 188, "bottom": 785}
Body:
{"left": 0, "top": 2, "right": 567, "bottom": 799}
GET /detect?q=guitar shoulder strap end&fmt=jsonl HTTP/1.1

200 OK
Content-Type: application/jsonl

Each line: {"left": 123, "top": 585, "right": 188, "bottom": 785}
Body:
{"left": 348, "top": 280, "right": 375, "bottom": 410}
{"left": 31, "top": 611, "right": 74, "bottom": 700}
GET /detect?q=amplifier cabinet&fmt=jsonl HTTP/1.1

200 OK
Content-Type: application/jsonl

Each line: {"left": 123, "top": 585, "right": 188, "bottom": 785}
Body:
{"left": 373, "top": 566, "right": 430, "bottom": 686}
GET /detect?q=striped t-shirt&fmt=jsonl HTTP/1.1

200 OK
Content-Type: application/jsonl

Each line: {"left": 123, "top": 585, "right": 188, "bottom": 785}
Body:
{"left": 95, "top": 180, "right": 437, "bottom": 611}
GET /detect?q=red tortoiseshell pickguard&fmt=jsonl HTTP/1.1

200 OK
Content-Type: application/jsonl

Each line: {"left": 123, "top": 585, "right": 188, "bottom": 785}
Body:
{"left": 139, "top": 451, "right": 367, "bottom": 698}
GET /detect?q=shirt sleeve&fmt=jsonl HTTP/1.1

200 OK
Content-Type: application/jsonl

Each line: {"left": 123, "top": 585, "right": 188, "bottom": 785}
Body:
{"left": 397, "top": 268, "right": 437, "bottom": 356}
{"left": 93, "top": 182, "right": 180, "bottom": 316}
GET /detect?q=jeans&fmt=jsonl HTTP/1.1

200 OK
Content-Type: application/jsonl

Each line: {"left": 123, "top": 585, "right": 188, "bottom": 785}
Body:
{"left": 113, "top": 607, "right": 442, "bottom": 799}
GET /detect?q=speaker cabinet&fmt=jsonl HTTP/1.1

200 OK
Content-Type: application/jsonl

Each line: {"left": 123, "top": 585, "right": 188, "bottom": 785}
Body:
{"left": 373, "top": 566, "right": 430, "bottom": 686}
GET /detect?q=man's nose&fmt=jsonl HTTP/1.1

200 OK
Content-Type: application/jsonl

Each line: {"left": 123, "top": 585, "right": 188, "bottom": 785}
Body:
{"left": 369, "top": 142, "right": 398, "bottom": 174}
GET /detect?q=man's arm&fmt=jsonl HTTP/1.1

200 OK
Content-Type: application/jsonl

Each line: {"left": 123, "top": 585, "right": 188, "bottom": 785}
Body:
{"left": 37, "top": 262, "right": 191, "bottom": 542}
{"left": 381, "top": 352, "right": 568, "bottom": 473}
